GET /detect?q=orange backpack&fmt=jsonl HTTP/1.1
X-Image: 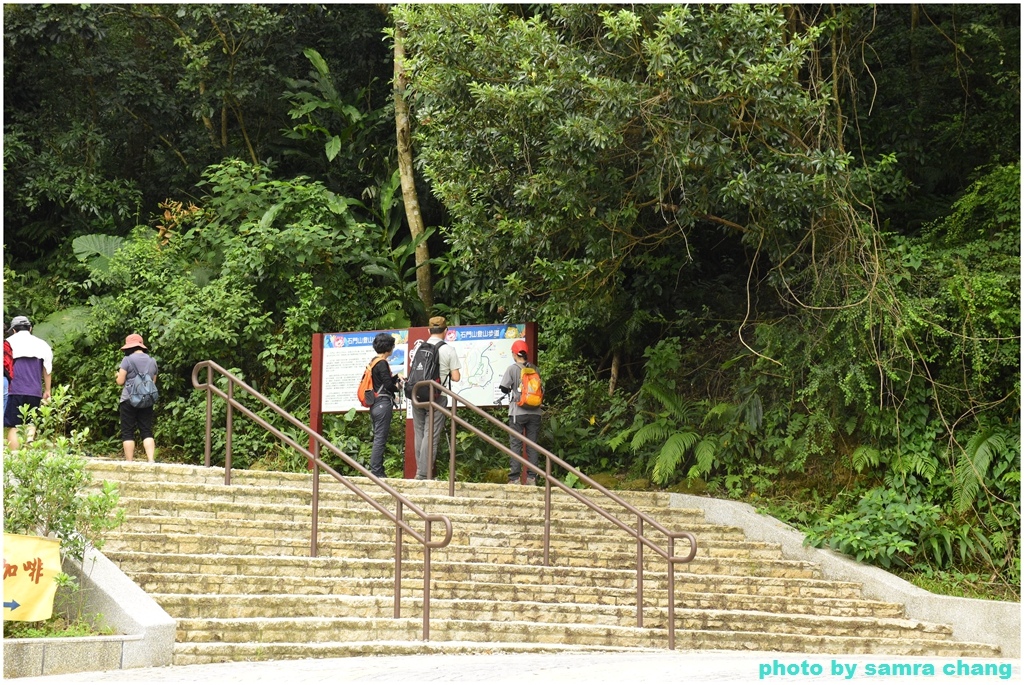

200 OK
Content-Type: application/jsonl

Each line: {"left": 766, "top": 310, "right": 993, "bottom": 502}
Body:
{"left": 357, "top": 355, "right": 386, "bottom": 408}
{"left": 517, "top": 365, "right": 543, "bottom": 408}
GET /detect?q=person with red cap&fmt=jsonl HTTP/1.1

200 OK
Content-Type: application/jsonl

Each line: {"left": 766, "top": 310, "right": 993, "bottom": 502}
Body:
{"left": 115, "top": 333, "right": 159, "bottom": 462}
{"left": 498, "top": 339, "right": 543, "bottom": 485}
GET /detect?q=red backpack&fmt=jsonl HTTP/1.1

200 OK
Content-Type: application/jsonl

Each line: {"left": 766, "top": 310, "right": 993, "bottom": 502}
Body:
{"left": 3, "top": 340, "right": 13, "bottom": 381}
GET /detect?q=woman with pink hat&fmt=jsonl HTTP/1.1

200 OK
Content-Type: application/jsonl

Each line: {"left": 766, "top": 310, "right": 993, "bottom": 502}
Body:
{"left": 115, "top": 333, "right": 159, "bottom": 462}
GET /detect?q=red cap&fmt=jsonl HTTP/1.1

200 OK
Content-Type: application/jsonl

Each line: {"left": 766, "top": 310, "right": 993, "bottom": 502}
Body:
{"left": 511, "top": 340, "right": 528, "bottom": 357}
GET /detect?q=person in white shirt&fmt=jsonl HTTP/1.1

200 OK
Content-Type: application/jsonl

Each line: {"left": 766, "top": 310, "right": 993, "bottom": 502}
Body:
{"left": 411, "top": 316, "right": 461, "bottom": 479}
{"left": 5, "top": 316, "right": 53, "bottom": 450}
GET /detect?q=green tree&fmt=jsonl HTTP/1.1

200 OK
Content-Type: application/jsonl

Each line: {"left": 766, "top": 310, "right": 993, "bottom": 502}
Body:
{"left": 395, "top": 5, "right": 878, "bottom": 386}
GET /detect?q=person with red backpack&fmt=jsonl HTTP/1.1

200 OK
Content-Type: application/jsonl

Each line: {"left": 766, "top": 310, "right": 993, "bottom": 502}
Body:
{"left": 498, "top": 340, "right": 543, "bottom": 485}
{"left": 3, "top": 330, "right": 14, "bottom": 420}
{"left": 5, "top": 316, "right": 53, "bottom": 451}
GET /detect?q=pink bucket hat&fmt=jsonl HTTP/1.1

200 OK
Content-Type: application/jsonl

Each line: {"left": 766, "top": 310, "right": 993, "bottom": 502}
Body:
{"left": 121, "top": 333, "right": 147, "bottom": 350}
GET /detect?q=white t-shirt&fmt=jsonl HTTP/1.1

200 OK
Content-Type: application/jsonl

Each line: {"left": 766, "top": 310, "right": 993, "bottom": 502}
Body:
{"left": 424, "top": 337, "right": 460, "bottom": 384}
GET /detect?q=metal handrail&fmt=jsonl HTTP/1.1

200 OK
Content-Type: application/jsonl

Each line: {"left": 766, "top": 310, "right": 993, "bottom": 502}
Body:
{"left": 192, "top": 360, "right": 453, "bottom": 640}
{"left": 411, "top": 380, "right": 697, "bottom": 650}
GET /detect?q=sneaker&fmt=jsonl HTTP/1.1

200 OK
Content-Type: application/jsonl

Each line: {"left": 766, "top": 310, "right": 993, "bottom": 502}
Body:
{"left": 526, "top": 477, "right": 537, "bottom": 486}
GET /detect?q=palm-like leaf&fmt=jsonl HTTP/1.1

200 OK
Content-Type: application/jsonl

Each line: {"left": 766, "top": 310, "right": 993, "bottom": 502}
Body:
{"left": 652, "top": 431, "right": 698, "bottom": 484}
{"left": 954, "top": 429, "right": 1006, "bottom": 513}
{"left": 72, "top": 233, "right": 125, "bottom": 281}
{"left": 689, "top": 437, "right": 717, "bottom": 478}
{"left": 32, "top": 306, "right": 94, "bottom": 347}
{"left": 631, "top": 421, "right": 670, "bottom": 451}
{"left": 642, "top": 381, "right": 692, "bottom": 421}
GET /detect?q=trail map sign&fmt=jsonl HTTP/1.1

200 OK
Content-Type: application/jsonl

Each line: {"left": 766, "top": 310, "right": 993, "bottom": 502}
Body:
{"left": 421, "top": 323, "right": 527, "bottom": 407}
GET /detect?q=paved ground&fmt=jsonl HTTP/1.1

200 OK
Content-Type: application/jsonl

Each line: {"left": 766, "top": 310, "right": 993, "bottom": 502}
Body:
{"left": 12, "top": 651, "right": 1020, "bottom": 685}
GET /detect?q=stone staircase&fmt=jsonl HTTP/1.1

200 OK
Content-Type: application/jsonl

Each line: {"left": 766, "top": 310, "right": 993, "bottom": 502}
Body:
{"left": 86, "top": 460, "right": 1002, "bottom": 664}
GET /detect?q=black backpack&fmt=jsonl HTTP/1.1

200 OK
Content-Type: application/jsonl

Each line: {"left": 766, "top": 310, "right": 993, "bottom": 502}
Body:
{"left": 404, "top": 340, "right": 446, "bottom": 403}
{"left": 126, "top": 357, "right": 159, "bottom": 409}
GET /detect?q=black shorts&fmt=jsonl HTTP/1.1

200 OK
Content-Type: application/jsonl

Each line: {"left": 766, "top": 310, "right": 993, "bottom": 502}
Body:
{"left": 119, "top": 401, "right": 155, "bottom": 441}
{"left": 4, "top": 394, "right": 42, "bottom": 428}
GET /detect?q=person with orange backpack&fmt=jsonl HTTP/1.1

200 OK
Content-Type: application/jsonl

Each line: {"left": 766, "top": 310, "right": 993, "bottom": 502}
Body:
{"left": 498, "top": 340, "right": 543, "bottom": 485}
{"left": 363, "top": 333, "right": 403, "bottom": 479}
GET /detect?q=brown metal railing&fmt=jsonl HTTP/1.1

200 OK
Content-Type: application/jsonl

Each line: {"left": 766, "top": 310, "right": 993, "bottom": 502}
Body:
{"left": 412, "top": 380, "right": 698, "bottom": 650}
{"left": 192, "top": 360, "right": 453, "bottom": 640}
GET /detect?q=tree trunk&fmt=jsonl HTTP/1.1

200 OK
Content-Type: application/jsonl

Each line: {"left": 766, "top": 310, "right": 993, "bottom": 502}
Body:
{"left": 609, "top": 348, "right": 620, "bottom": 396}
{"left": 393, "top": 25, "right": 433, "bottom": 318}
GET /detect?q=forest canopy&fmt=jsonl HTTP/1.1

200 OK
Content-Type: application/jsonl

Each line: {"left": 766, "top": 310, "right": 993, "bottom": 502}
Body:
{"left": 3, "top": 4, "right": 1019, "bottom": 596}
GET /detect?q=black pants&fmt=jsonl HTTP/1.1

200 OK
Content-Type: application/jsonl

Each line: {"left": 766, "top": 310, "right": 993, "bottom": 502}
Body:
{"left": 119, "top": 401, "right": 155, "bottom": 441}
{"left": 369, "top": 396, "right": 394, "bottom": 478}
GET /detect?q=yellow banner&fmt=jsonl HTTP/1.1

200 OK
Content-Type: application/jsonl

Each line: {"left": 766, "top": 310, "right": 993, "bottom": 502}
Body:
{"left": 3, "top": 533, "right": 62, "bottom": 622}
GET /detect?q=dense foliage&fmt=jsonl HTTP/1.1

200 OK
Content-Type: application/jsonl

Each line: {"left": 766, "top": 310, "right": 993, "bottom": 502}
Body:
{"left": 3, "top": 4, "right": 1019, "bottom": 597}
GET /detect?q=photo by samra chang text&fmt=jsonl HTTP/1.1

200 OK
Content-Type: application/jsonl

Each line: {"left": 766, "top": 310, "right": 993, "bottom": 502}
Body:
{"left": 759, "top": 658, "right": 1015, "bottom": 680}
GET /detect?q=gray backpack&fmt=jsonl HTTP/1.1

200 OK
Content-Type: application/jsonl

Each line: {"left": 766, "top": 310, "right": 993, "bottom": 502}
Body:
{"left": 126, "top": 357, "right": 159, "bottom": 409}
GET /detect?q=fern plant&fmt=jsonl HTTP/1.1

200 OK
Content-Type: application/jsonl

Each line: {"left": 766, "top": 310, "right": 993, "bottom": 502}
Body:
{"left": 953, "top": 427, "right": 1017, "bottom": 513}
{"left": 609, "top": 380, "right": 716, "bottom": 485}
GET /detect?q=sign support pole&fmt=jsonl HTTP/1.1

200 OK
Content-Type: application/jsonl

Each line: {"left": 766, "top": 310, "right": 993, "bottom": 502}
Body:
{"left": 309, "top": 333, "right": 324, "bottom": 470}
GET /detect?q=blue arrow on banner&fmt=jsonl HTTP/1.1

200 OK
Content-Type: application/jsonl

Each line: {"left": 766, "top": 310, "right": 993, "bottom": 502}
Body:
{"left": 4, "top": 599, "right": 21, "bottom": 611}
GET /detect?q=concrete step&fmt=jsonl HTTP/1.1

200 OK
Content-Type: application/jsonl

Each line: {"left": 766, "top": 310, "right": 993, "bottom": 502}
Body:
{"left": 101, "top": 534, "right": 815, "bottom": 578}
{"left": 149, "top": 583, "right": 904, "bottom": 618}
{"left": 103, "top": 481, "right": 705, "bottom": 530}
{"left": 153, "top": 594, "right": 935, "bottom": 640}
{"left": 170, "top": 640, "right": 659, "bottom": 666}
{"left": 170, "top": 616, "right": 999, "bottom": 657}
{"left": 111, "top": 500, "right": 747, "bottom": 542}
{"left": 174, "top": 615, "right": 662, "bottom": 648}
{"left": 114, "top": 515, "right": 774, "bottom": 557}
{"left": 109, "top": 551, "right": 866, "bottom": 599}
{"left": 87, "top": 461, "right": 676, "bottom": 509}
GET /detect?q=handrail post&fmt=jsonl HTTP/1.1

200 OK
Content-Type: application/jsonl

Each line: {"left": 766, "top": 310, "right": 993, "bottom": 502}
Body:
{"left": 427, "top": 401, "right": 434, "bottom": 480}
{"left": 310, "top": 463, "right": 320, "bottom": 558}
{"left": 637, "top": 516, "right": 644, "bottom": 628}
{"left": 395, "top": 500, "right": 403, "bottom": 618}
{"left": 224, "top": 378, "right": 233, "bottom": 485}
{"left": 423, "top": 519, "right": 431, "bottom": 641}
{"left": 668, "top": 535, "right": 676, "bottom": 650}
{"left": 543, "top": 454, "right": 551, "bottom": 566}
{"left": 204, "top": 380, "right": 212, "bottom": 468}
{"left": 448, "top": 396, "right": 456, "bottom": 497}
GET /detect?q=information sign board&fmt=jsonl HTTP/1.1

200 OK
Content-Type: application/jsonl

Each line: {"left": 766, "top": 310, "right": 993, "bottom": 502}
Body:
{"left": 319, "top": 330, "right": 408, "bottom": 413}
{"left": 432, "top": 323, "right": 526, "bottom": 407}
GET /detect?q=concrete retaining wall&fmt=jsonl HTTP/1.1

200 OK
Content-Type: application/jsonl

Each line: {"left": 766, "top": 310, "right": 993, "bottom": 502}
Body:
{"left": 670, "top": 493, "right": 1021, "bottom": 657}
{"left": 3, "top": 548, "right": 175, "bottom": 678}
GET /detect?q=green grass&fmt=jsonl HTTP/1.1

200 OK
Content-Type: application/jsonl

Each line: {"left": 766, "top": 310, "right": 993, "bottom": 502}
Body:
{"left": 896, "top": 568, "right": 1020, "bottom": 603}
{"left": 3, "top": 615, "right": 115, "bottom": 639}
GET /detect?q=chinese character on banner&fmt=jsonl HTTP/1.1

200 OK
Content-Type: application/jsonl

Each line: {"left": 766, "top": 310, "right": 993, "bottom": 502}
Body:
{"left": 3, "top": 533, "right": 61, "bottom": 622}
